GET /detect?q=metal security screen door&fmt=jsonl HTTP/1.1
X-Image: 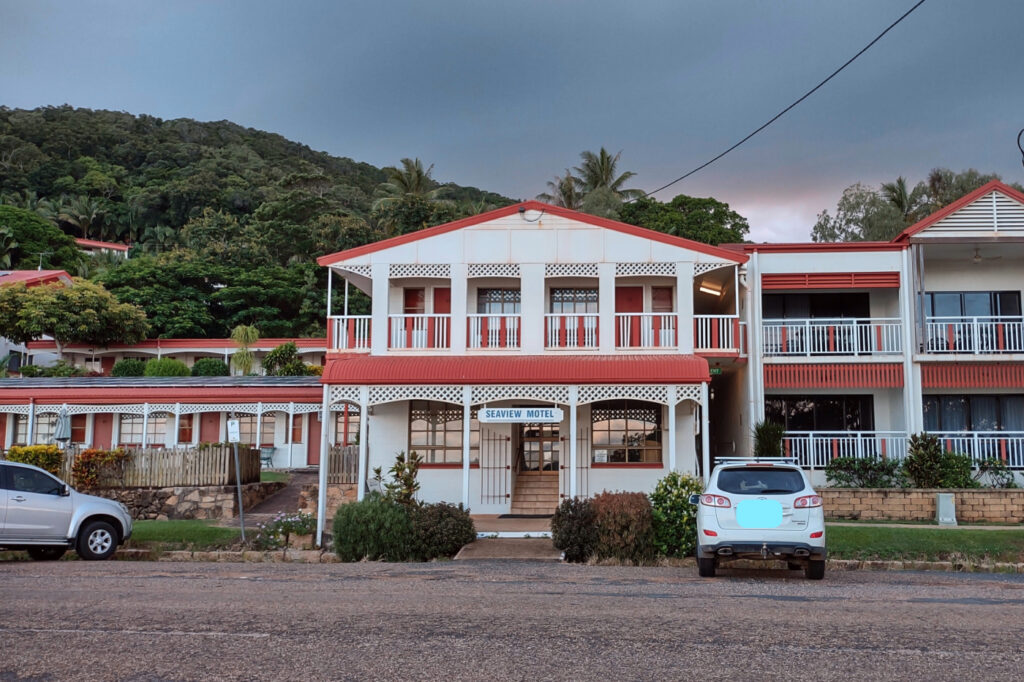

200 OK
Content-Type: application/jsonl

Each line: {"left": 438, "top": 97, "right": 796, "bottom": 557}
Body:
{"left": 519, "top": 423, "right": 560, "bottom": 474}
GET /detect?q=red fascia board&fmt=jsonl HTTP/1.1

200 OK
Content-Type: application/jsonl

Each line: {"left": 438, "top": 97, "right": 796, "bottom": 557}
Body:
{"left": 75, "top": 238, "right": 129, "bottom": 251}
{"left": 725, "top": 242, "right": 905, "bottom": 253}
{"left": 321, "top": 354, "right": 710, "bottom": 385}
{"left": 27, "top": 337, "right": 327, "bottom": 352}
{"left": 316, "top": 201, "right": 748, "bottom": 266}
{"left": 893, "top": 180, "right": 1024, "bottom": 242}
{"left": 0, "top": 386, "right": 322, "bottom": 405}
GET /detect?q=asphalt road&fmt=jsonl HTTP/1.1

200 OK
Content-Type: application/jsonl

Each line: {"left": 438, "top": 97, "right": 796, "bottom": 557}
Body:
{"left": 2, "top": 560, "right": 1023, "bottom": 681}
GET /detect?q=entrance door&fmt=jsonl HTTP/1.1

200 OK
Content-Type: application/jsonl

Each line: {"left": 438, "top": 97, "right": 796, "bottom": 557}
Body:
{"left": 518, "top": 423, "right": 559, "bottom": 474}
{"left": 307, "top": 411, "right": 322, "bottom": 466}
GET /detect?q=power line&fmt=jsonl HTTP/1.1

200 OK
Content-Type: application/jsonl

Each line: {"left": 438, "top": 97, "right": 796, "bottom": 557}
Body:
{"left": 638, "top": 0, "right": 929, "bottom": 200}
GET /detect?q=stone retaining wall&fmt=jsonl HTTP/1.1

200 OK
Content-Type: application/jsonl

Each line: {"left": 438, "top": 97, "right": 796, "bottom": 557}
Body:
{"left": 298, "top": 483, "right": 358, "bottom": 519}
{"left": 93, "top": 481, "right": 286, "bottom": 520}
{"left": 822, "top": 488, "right": 1024, "bottom": 523}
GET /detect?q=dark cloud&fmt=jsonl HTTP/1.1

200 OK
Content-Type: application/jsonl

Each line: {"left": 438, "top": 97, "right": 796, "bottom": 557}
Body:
{"left": 2, "top": 0, "right": 1022, "bottom": 240}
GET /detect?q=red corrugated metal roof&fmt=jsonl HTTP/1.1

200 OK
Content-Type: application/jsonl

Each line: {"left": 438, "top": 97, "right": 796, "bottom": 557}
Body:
{"left": 75, "top": 238, "right": 129, "bottom": 251}
{"left": 0, "top": 270, "right": 72, "bottom": 287}
{"left": 321, "top": 354, "right": 710, "bottom": 385}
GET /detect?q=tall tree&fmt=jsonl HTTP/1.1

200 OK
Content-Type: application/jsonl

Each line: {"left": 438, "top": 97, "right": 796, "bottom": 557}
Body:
{"left": 58, "top": 195, "right": 105, "bottom": 239}
{"left": 0, "top": 226, "right": 17, "bottom": 268}
{"left": 880, "top": 176, "right": 926, "bottom": 226}
{"left": 811, "top": 184, "right": 904, "bottom": 242}
{"left": 372, "top": 158, "right": 447, "bottom": 211}
{"left": 230, "top": 324, "right": 259, "bottom": 375}
{"left": 537, "top": 170, "right": 583, "bottom": 209}
{"left": 619, "top": 195, "right": 750, "bottom": 245}
{"left": 0, "top": 205, "right": 82, "bottom": 271}
{"left": 573, "top": 148, "right": 644, "bottom": 201}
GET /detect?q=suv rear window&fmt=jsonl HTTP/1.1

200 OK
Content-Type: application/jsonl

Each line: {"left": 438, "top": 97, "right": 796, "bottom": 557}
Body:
{"left": 717, "top": 467, "right": 806, "bottom": 495}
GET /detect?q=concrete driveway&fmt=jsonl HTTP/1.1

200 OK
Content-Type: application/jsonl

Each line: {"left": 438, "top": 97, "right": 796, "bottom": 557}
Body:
{"left": 2, "top": 560, "right": 1022, "bottom": 680}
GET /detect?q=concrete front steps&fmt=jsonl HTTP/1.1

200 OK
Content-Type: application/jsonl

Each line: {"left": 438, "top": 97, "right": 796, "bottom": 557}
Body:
{"left": 510, "top": 474, "right": 560, "bottom": 515}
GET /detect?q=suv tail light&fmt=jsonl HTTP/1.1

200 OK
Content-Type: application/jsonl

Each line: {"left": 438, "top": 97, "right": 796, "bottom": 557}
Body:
{"left": 700, "top": 494, "right": 731, "bottom": 508}
{"left": 793, "top": 495, "right": 823, "bottom": 508}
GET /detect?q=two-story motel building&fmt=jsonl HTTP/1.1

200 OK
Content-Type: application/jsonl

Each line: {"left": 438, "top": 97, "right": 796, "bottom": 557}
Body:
{"left": 2, "top": 180, "right": 1023, "bottom": 521}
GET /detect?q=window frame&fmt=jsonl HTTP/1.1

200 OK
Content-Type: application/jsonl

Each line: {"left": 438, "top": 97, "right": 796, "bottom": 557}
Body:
{"left": 408, "top": 400, "right": 479, "bottom": 466}
{"left": 590, "top": 399, "right": 664, "bottom": 467}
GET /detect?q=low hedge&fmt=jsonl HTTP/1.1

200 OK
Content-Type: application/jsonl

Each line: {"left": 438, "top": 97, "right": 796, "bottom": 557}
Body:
{"left": 332, "top": 495, "right": 475, "bottom": 562}
{"left": 5, "top": 444, "right": 64, "bottom": 476}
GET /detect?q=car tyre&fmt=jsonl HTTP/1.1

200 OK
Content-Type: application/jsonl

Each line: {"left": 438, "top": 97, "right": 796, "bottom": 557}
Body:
{"left": 27, "top": 546, "right": 67, "bottom": 561}
{"left": 697, "top": 557, "right": 717, "bottom": 578}
{"left": 77, "top": 520, "right": 118, "bottom": 561}
{"left": 805, "top": 559, "right": 825, "bottom": 580}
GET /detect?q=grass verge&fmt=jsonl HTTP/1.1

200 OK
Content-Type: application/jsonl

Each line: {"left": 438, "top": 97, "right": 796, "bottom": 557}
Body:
{"left": 260, "top": 471, "right": 290, "bottom": 483}
{"left": 826, "top": 525, "right": 1024, "bottom": 563}
{"left": 127, "top": 520, "right": 241, "bottom": 551}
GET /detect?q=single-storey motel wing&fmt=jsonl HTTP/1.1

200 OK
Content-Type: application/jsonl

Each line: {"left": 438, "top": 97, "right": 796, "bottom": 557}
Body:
{"left": 3, "top": 181, "right": 1024, "bottom": 537}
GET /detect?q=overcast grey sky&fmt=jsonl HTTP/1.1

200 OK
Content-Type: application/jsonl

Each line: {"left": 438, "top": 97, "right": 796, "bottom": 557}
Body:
{"left": 2, "top": 0, "right": 1022, "bottom": 241}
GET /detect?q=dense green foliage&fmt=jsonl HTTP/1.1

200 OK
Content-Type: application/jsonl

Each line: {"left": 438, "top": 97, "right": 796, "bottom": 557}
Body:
{"left": 190, "top": 358, "right": 230, "bottom": 376}
{"left": 590, "top": 491, "right": 656, "bottom": 563}
{"left": 649, "top": 471, "right": 704, "bottom": 558}
{"left": 0, "top": 205, "right": 82, "bottom": 271}
{"left": 551, "top": 498, "right": 598, "bottom": 563}
{"left": 0, "top": 106, "right": 510, "bottom": 338}
{"left": 753, "top": 420, "right": 786, "bottom": 458}
{"left": 143, "top": 358, "right": 191, "bottom": 377}
{"left": 619, "top": 195, "right": 750, "bottom": 245}
{"left": 111, "top": 358, "right": 146, "bottom": 377}
{"left": 903, "top": 433, "right": 979, "bottom": 489}
{"left": 19, "top": 360, "right": 85, "bottom": 377}
{"left": 5, "top": 444, "right": 64, "bottom": 476}
{"left": 410, "top": 502, "right": 476, "bottom": 560}
{"left": 262, "top": 342, "right": 313, "bottom": 376}
{"left": 825, "top": 456, "right": 907, "bottom": 488}
{"left": 332, "top": 492, "right": 415, "bottom": 562}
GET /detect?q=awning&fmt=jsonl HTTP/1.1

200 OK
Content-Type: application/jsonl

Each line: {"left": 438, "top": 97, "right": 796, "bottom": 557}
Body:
{"left": 321, "top": 354, "right": 710, "bottom": 385}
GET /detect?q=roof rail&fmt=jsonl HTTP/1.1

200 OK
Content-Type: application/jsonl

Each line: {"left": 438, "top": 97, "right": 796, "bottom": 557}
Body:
{"left": 714, "top": 457, "right": 799, "bottom": 465}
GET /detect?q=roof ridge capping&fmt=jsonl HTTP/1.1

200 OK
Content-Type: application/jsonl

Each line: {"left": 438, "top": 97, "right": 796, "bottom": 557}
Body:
{"left": 316, "top": 200, "right": 748, "bottom": 266}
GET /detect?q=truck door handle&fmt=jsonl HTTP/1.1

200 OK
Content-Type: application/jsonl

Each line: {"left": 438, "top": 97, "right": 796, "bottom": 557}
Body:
{"left": 12, "top": 496, "right": 27, "bottom": 502}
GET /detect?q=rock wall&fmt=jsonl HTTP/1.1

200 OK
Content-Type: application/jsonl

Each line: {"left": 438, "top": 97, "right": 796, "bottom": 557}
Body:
{"left": 93, "top": 481, "right": 286, "bottom": 520}
{"left": 822, "top": 488, "right": 1024, "bottom": 523}
{"left": 297, "top": 483, "right": 358, "bottom": 519}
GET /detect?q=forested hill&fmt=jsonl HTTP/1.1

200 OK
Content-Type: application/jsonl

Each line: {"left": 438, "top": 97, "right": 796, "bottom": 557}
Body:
{"left": 0, "top": 106, "right": 512, "bottom": 339}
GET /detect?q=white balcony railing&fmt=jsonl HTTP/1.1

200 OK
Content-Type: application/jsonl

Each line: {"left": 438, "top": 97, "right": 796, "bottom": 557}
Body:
{"left": 762, "top": 318, "right": 902, "bottom": 356}
{"left": 388, "top": 314, "right": 451, "bottom": 350}
{"left": 924, "top": 316, "right": 1024, "bottom": 354}
{"left": 694, "top": 315, "right": 740, "bottom": 352}
{"left": 615, "top": 313, "right": 677, "bottom": 349}
{"left": 931, "top": 432, "right": 1024, "bottom": 468}
{"left": 329, "top": 315, "right": 371, "bottom": 352}
{"left": 545, "top": 313, "right": 599, "bottom": 349}
{"left": 782, "top": 431, "right": 908, "bottom": 469}
{"left": 467, "top": 314, "right": 521, "bottom": 349}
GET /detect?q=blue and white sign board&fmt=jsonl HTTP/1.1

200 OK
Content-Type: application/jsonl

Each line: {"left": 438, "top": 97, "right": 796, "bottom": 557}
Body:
{"left": 478, "top": 406, "right": 564, "bottom": 423}
{"left": 227, "top": 419, "right": 241, "bottom": 444}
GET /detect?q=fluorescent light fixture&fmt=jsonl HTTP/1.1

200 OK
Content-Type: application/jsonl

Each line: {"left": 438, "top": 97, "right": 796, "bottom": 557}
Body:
{"left": 698, "top": 281, "right": 723, "bottom": 296}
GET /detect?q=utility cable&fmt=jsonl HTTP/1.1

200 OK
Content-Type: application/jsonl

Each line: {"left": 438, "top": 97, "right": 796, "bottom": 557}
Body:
{"left": 637, "top": 0, "right": 929, "bottom": 199}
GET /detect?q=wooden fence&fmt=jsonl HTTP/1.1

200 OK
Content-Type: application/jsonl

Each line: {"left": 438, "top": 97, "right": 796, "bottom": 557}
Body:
{"left": 328, "top": 445, "right": 359, "bottom": 484}
{"left": 68, "top": 445, "right": 260, "bottom": 488}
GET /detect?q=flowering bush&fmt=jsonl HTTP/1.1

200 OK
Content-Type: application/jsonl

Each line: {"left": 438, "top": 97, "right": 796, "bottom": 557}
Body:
{"left": 72, "top": 448, "right": 131, "bottom": 489}
{"left": 650, "top": 471, "right": 704, "bottom": 558}
{"left": 252, "top": 512, "right": 317, "bottom": 550}
{"left": 6, "top": 444, "right": 64, "bottom": 476}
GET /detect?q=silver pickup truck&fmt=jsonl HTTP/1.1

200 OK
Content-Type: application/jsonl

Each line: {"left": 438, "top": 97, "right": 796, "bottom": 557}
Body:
{"left": 0, "top": 460, "right": 133, "bottom": 560}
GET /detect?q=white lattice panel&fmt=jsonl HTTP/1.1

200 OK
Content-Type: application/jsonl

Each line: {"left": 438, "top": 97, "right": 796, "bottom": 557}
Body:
{"left": 578, "top": 385, "right": 669, "bottom": 405}
{"left": 1, "top": 405, "right": 31, "bottom": 415}
{"left": 34, "top": 406, "right": 61, "bottom": 415}
{"left": 545, "top": 263, "right": 598, "bottom": 278}
{"left": 328, "top": 404, "right": 360, "bottom": 414}
{"left": 145, "top": 404, "right": 176, "bottom": 415}
{"left": 336, "top": 265, "right": 371, "bottom": 278}
{"left": 470, "top": 385, "right": 570, "bottom": 405}
{"left": 468, "top": 263, "right": 520, "bottom": 278}
{"left": 675, "top": 384, "right": 703, "bottom": 405}
{"left": 369, "top": 385, "right": 463, "bottom": 405}
{"left": 389, "top": 263, "right": 451, "bottom": 279}
{"left": 295, "top": 403, "right": 325, "bottom": 414}
{"left": 615, "top": 262, "right": 676, "bottom": 277}
{"left": 329, "top": 385, "right": 361, "bottom": 405}
{"left": 258, "top": 403, "right": 292, "bottom": 414}
{"left": 693, "top": 262, "right": 733, "bottom": 277}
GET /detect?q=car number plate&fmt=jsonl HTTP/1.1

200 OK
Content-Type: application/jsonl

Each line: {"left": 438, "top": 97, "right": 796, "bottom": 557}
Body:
{"left": 736, "top": 499, "right": 783, "bottom": 529}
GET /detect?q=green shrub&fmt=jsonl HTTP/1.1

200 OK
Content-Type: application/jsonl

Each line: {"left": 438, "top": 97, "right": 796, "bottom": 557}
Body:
{"left": 143, "top": 358, "right": 191, "bottom": 377}
{"left": 111, "top": 358, "right": 146, "bottom": 377}
{"left": 6, "top": 444, "right": 64, "bottom": 476}
{"left": 332, "top": 493, "right": 413, "bottom": 561}
{"left": 252, "top": 512, "right": 317, "bottom": 550}
{"left": 649, "top": 471, "right": 704, "bottom": 558}
{"left": 19, "top": 360, "right": 85, "bottom": 377}
{"left": 825, "top": 456, "right": 907, "bottom": 488}
{"left": 262, "top": 341, "right": 314, "bottom": 376}
{"left": 753, "top": 420, "right": 785, "bottom": 458}
{"left": 71, "top": 448, "right": 130, "bottom": 489}
{"left": 903, "top": 433, "right": 945, "bottom": 487}
{"left": 976, "top": 458, "right": 1018, "bottom": 489}
{"left": 551, "top": 497, "right": 597, "bottom": 563}
{"left": 190, "top": 358, "right": 230, "bottom": 376}
{"left": 591, "top": 491, "right": 655, "bottom": 563}
{"left": 940, "top": 452, "right": 979, "bottom": 489}
{"left": 411, "top": 502, "right": 476, "bottom": 559}
{"left": 371, "top": 450, "right": 421, "bottom": 505}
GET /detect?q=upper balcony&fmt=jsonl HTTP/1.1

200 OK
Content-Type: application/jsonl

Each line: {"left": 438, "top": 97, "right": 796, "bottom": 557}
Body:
{"left": 924, "top": 316, "right": 1024, "bottom": 354}
{"left": 762, "top": 318, "right": 903, "bottom": 357}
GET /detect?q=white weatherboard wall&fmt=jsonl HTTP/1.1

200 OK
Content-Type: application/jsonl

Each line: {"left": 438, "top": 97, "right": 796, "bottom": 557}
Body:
{"left": 922, "top": 259, "right": 1023, "bottom": 295}
{"left": 757, "top": 251, "right": 903, "bottom": 275}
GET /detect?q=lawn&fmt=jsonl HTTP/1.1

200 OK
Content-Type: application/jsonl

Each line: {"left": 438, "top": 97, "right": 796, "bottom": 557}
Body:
{"left": 260, "top": 471, "right": 290, "bottom": 483}
{"left": 127, "top": 520, "right": 241, "bottom": 550}
{"left": 827, "top": 525, "right": 1024, "bottom": 563}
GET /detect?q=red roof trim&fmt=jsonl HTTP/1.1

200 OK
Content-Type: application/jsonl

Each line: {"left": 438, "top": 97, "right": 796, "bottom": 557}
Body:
{"left": 75, "top": 238, "right": 129, "bottom": 252}
{"left": 321, "top": 354, "right": 710, "bottom": 385}
{"left": 723, "top": 242, "right": 905, "bottom": 253}
{"left": 316, "top": 201, "right": 747, "bottom": 266}
{"left": 893, "top": 180, "right": 1024, "bottom": 242}
{"left": 26, "top": 337, "right": 327, "bottom": 351}
{"left": 0, "top": 386, "right": 322, "bottom": 405}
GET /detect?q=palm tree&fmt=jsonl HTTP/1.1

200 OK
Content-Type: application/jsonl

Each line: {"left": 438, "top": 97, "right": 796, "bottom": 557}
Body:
{"left": 58, "top": 196, "right": 105, "bottom": 239}
{"left": 138, "top": 225, "right": 179, "bottom": 254}
{"left": 573, "top": 148, "right": 644, "bottom": 200}
{"left": 880, "top": 176, "right": 925, "bottom": 226}
{"left": 537, "top": 170, "right": 583, "bottom": 209}
{"left": 0, "top": 226, "right": 18, "bottom": 268}
{"left": 230, "top": 324, "right": 259, "bottom": 376}
{"left": 372, "top": 158, "right": 447, "bottom": 211}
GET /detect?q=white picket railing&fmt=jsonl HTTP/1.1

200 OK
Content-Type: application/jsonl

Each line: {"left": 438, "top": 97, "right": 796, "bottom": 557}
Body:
{"left": 694, "top": 315, "right": 739, "bottom": 352}
{"left": 615, "top": 313, "right": 677, "bottom": 349}
{"left": 329, "top": 315, "right": 371, "bottom": 351}
{"left": 388, "top": 314, "right": 451, "bottom": 349}
{"left": 762, "top": 318, "right": 903, "bottom": 356}
{"left": 924, "top": 316, "right": 1024, "bottom": 354}
{"left": 545, "top": 313, "right": 599, "bottom": 349}
{"left": 931, "top": 432, "right": 1024, "bottom": 468}
{"left": 467, "top": 314, "right": 521, "bottom": 349}
{"left": 782, "top": 431, "right": 908, "bottom": 470}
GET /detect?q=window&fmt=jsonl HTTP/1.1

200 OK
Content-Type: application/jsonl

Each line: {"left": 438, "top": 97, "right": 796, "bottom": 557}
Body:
{"left": 403, "top": 288, "right": 425, "bottom": 314}
{"left": 237, "top": 414, "right": 275, "bottom": 447}
{"left": 178, "top": 414, "right": 194, "bottom": 444}
{"left": 291, "top": 415, "right": 304, "bottom": 444}
{"left": 762, "top": 293, "right": 870, "bottom": 319}
{"left": 923, "top": 395, "right": 1024, "bottom": 432}
{"left": 764, "top": 395, "right": 874, "bottom": 432}
{"left": 9, "top": 467, "right": 64, "bottom": 495}
{"left": 717, "top": 467, "right": 806, "bottom": 495}
{"left": 477, "top": 288, "right": 521, "bottom": 314}
{"left": 118, "top": 414, "right": 168, "bottom": 446}
{"left": 70, "top": 415, "right": 87, "bottom": 444}
{"left": 926, "top": 292, "right": 1022, "bottom": 317}
{"left": 334, "top": 407, "right": 360, "bottom": 446}
{"left": 550, "top": 288, "right": 598, "bottom": 314}
{"left": 408, "top": 401, "right": 479, "bottom": 464}
{"left": 651, "top": 286, "right": 674, "bottom": 313}
{"left": 12, "top": 413, "right": 60, "bottom": 445}
{"left": 591, "top": 400, "right": 663, "bottom": 464}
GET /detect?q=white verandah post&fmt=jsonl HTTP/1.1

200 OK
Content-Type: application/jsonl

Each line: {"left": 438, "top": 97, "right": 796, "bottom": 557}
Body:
{"left": 255, "top": 402, "right": 263, "bottom": 449}
{"left": 287, "top": 402, "right": 295, "bottom": 468}
{"left": 700, "top": 383, "right": 711, "bottom": 483}
{"left": 667, "top": 385, "right": 677, "bottom": 471}
{"left": 316, "top": 386, "right": 330, "bottom": 547}
{"left": 356, "top": 386, "right": 369, "bottom": 501}
{"left": 461, "top": 386, "right": 471, "bottom": 508}
{"left": 568, "top": 385, "right": 578, "bottom": 499}
{"left": 141, "top": 403, "right": 149, "bottom": 449}
{"left": 172, "top": 402, "right": 181, "bottom": 448}
{"left": 27, "top": 399, "right": 35, "bottom": 445}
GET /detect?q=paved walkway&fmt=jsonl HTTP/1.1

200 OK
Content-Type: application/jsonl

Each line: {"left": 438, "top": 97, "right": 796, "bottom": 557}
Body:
{"left": 454, "top": 538, "right": 561, "bottom": 561}
{"left": 221, "top": 470, "right": 317, "bottom": 528}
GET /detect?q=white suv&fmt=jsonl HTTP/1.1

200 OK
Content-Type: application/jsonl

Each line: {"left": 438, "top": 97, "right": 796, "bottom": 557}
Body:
{"left": 0, "top": 461, "right": 133, "bottom": 561}
{"left": 692, "top": 458, "right": 826, "bottom": 579}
